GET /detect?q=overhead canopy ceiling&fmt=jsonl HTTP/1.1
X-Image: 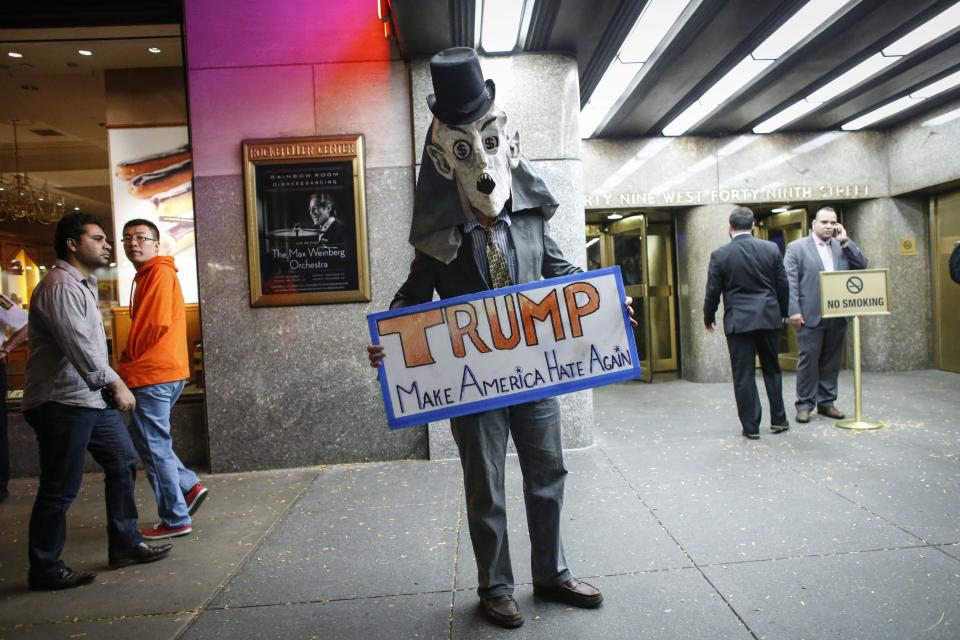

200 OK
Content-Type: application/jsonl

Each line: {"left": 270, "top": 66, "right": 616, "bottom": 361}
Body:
{"left": 390, "top": 0, "right": 960, "bottom": 137}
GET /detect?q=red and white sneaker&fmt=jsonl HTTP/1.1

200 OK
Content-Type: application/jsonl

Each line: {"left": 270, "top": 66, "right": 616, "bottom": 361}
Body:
{"left": 184, "top": 482, "right": 208, "bottom": 516}
{"left": 141, "top": 522, "right": 192, "bottom": 539}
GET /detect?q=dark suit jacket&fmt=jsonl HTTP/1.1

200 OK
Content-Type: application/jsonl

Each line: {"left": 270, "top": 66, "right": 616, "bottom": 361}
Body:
{"left": 703, "top": 233, "right": 789, "bottom": 335}
{"left": 783, "top": 235, "right": 868, "bottom": 328}
{"left": 392, "top": 213, "right": 580, "bottom": 308}
{"left": 317, "top": 218, "right": 346, "bottom": 244}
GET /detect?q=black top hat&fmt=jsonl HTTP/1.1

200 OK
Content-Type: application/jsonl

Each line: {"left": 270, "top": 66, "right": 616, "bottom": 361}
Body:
{"left": 426, "top": 47, "right": 496, "bottom": 125}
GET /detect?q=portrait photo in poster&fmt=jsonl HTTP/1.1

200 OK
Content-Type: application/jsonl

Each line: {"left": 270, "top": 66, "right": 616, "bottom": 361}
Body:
{"left": 108, "top": 126, "right": 197, "bottom": 304}
{"left": 242, "top": 135, "right": 370, "bottom": 306}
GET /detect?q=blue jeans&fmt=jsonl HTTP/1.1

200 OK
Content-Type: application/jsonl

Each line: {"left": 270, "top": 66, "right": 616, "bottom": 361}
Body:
{"left": 25, "top": 402, "right": 142, "bottom": 577}
{"left": 129, "top": 381, "right": 197, "bottom": 527}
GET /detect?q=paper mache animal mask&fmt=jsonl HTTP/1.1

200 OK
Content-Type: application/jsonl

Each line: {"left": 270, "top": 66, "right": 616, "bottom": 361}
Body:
{"left": 409, "top": 47, "right": 559, "bottom": 264}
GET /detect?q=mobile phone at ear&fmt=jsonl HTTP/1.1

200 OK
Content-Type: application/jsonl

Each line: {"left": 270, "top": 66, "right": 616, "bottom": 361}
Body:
{"left": 833, "top": 227, "right": 840, "bottom": 237}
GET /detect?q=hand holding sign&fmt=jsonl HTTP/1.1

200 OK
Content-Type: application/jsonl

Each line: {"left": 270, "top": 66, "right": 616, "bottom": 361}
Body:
{"left": 367, "top": 344, "right": 385, "bottom": 368}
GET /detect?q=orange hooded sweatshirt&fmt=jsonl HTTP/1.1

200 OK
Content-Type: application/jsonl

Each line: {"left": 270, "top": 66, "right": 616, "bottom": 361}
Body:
{"left": 117, "top": 255, "right": 190, "bottom": 388}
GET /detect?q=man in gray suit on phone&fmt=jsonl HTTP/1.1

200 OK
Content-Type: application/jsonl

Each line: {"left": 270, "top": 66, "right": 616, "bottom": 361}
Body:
{"left": 783, "top": 206, "right": 868, "bottom": 423}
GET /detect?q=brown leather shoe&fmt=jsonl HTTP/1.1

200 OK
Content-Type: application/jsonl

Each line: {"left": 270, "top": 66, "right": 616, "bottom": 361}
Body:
{"left": 533, "top": 578, "right": 604, "bottom": 608}
{"left": 796, "top": 409, "right": 811, "bottom": 423}
{"left": 479, "top": 595, "right": 523, "bottom": 628}
{"left": 818, "top": 405, "right": 845, "bottom": 419}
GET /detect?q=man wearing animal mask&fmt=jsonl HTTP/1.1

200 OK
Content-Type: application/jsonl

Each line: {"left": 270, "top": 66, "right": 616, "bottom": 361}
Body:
{"left": 368, "top": 47, "right": 619, "bottom": 629}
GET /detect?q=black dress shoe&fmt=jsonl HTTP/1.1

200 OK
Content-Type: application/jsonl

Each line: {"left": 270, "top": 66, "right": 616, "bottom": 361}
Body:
{"left": 28, "top": 566, "right": 96, "bottom": 591}
{"left": 817, "top": 405, "right": 845, "bottom": 419}
{"left": 479, "top": 595, "right": 523, "bottom": 628}
{"left": 742, "top": 431, "right": 760, "bottom": 440}
{"left": 533, "top": 578, "right": 604, "bottom": 608}
{"left": 771, "top": 421, "right": 790, "bottom": 433}
{"left": 0, "top": 488, "right": 8, "bottom": 503}
{"left": 109, "top": 542, "right": 173, "bottom": 569}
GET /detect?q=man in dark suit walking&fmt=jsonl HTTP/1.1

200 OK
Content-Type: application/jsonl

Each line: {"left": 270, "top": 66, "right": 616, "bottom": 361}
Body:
{"left": 704, "top": 206, "right": 790, "bottom": 440}
{"left": 783, "top": 207, "right": 868, "bottom": 423}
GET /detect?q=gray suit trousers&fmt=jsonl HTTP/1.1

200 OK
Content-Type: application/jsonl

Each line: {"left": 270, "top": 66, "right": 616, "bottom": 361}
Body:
{"left": 450, "top": 397, "right": 571, "bottom": 598}
{"left": 795, "top": 318, "right": 846, "bottom": 411}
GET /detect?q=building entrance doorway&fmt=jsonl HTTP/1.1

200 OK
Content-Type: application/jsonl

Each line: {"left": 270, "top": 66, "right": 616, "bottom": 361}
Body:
{"left": 586, "top": 212, "right": 678, "bottom": 382}
{"left": 932, "top": 191, "right": 960, "bottom": 373}
{"left": 756, "top": 208, "right": 809, "bottom": 370}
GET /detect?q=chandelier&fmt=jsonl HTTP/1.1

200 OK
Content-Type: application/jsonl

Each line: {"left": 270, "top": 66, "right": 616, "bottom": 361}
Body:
{"left": 0, "top": 120, "right": 68, "bottom": 224}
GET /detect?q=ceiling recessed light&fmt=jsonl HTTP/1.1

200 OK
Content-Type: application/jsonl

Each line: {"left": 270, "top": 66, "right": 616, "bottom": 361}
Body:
{"left": 74, "top": 206, "right": 80, "bottom": 211}
{"left": 607, "top": 213, "right": 624, "bottom": 220}
{"left": 78, "top": 49, "right": 93, "bottom": 56}
{"left": 148, "top": 47, "right": 162, "bottom": 54}
{"left": 7, "top": 52, "right": 23, "bottom": 58}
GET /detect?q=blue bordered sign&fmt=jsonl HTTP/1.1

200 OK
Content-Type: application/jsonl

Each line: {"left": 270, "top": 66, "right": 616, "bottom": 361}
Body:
{"left": 367, "top": 267, "right": 641, "bottom": 429}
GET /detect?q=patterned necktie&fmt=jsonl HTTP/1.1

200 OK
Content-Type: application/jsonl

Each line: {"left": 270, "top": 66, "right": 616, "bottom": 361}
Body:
{"left": 484, "top": 225, "right": 513, "bottom": 289}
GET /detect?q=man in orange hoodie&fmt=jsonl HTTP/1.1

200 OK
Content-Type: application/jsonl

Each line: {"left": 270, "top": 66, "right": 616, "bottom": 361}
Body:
{"left": 118, "top": 219, "right": 207, "bottom": 539}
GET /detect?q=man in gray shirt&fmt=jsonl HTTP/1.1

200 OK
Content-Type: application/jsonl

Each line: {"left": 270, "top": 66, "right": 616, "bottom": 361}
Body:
{"left": 23, "top": 212, "right": 172, "bottom": 591}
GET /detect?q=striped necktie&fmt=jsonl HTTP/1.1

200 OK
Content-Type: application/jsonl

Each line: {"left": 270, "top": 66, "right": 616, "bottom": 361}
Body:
{"left": 484, "top": 225, "right": 513, "bottom": 289}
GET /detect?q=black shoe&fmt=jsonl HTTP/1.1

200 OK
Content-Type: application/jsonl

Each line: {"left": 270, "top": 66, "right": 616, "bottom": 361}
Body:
{"left": 533, "top": 578, "right": 604, "bottom": 608}
{"left": 479, "top": 595, "right": 524, "bottom": 628}
{"left": 109, "top": 542, "right": 173, "bottom": 569}
{"left": 28, "top": 566, "right": 96, "bottom": 591}
{"left": 771, "top": 421, "right": 790, "bottom": 433}
{"left": 796, "top": 409, "right": 811, "bottom": 423}
{"left": 0, "top": 488, "right": 8, "bottom": 503}
{"left": 742, "top": 431, "right": 760, "bottom": 440}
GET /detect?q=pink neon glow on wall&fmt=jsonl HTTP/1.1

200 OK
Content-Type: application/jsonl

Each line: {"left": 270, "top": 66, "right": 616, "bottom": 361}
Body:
{"left": 184, "top": 0, "right": 396, "bottom": 177}
{"left": 185, "top": 0, "right": 391, "bottom": 69}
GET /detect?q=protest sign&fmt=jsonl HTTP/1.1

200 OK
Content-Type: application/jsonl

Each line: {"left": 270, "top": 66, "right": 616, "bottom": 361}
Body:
{"left": 367, "top": 267, "right": 640, "bottom": 429}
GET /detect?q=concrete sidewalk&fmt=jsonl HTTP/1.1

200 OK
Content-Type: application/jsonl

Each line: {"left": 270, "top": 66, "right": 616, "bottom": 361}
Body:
{"left": 0, "top": 369, "right": 958, "bottom": 639}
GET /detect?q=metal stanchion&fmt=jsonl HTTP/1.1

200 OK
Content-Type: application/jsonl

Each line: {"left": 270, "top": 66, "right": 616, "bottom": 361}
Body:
{"left": 835, "top": 316, "right": 885, "bottom": 431}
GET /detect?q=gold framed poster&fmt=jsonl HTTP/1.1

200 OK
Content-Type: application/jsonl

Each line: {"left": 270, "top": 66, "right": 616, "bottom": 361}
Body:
{"left": 242, "top": 135, "right": 370, "bottom": 306}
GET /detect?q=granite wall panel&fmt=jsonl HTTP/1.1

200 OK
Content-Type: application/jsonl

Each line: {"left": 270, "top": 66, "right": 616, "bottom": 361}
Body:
{"left": 888, "top": 99, "right": 960, "bottom": 195}
{"left": 194, "top": 169, "right": 426, "bottom": 471}
{"left": 581, "top": 130, "right": 889, "bottom": 209}
{"left": 411, "top": 54, "right": 581, "bottom": 162}
{"left": 717, "top": 130, "right": 887, "bottom": 200}
{"left": 843, "top": 197, "right": 932, "bottom": 372}
{"left": 676, "top": 205, "right": 735, "bottom": 382}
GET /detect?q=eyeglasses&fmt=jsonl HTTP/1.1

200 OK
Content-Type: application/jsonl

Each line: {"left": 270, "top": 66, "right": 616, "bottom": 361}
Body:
{"left": 121, "top": 233, "right": 158, "bottom": 244}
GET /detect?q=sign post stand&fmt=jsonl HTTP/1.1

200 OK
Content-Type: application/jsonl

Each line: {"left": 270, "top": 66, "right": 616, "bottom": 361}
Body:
{"left": 834, "top": 315, "right": 884, "bottom": 430}
{"left": 819, "top": 268, "right": 890, "bottom": 431}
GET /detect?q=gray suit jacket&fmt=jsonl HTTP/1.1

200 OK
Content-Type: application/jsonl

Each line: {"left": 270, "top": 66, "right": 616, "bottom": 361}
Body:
{"left": 391, "top": 213, "right": 580, "bottom": 309}
{"left": 783, "top": 235, "right": 868, "bottom": 328}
